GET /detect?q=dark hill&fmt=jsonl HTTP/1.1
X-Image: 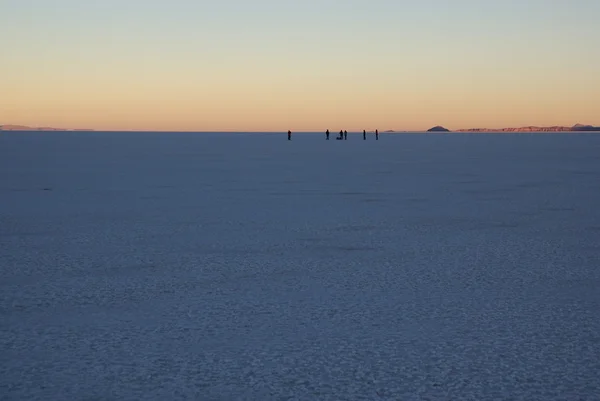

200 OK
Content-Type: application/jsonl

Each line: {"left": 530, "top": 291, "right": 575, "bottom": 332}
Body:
{"left": 427, "top": 126, "right": 450, "bottom": 132}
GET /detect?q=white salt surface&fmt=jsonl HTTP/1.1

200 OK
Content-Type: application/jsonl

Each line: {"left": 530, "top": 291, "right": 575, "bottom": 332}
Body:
{"left": 1, "top": 131, "right": 600, "bottom": 400}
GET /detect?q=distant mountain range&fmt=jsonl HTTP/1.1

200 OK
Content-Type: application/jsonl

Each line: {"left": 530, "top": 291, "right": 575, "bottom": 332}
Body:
{"left": 0, "top": 125, "right": 95, "bottom": 131}
{"left": 1, "top": 124, "right": 67, "bottom": 131}
{"left": 419, "top": 124, "right": 600, "bottom": 133}
{"left": 454, "top": 124, "right": 600, "bottom": 132}
{"left": 2, "top": 123, "right": 599, "bottom": 133}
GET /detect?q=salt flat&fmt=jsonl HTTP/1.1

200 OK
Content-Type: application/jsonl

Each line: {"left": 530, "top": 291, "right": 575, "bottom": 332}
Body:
{"left": 1, "top": 131, "right": 600, "bottom": 400}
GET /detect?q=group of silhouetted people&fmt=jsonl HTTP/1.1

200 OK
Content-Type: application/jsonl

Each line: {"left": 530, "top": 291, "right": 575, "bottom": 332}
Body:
{"left": 287, "top": 129, "right": 379, "bottom": 141}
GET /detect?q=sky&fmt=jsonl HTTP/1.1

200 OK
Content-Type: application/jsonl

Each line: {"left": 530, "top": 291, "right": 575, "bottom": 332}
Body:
{"left": 1, "top": 0, "right": 599, "bottom": 131}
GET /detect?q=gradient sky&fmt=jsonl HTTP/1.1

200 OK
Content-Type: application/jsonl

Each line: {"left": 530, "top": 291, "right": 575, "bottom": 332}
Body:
{"left": 1, "top": 0, "right": 599, "bottom": 131}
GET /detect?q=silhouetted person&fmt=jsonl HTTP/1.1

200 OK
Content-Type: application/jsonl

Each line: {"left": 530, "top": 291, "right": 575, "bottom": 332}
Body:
{"left": 344, "top": 130, "right": 347, "bottom": 140}
{"left": 338, "top": 130, "right": 343, "bottom": 140}
{"left": 326, "top": 129, "right": 330, "bottom": 140}
{"left": 288, "top": 130, "right": 291, "bottom": 140}
{"left": 375, "top": 129, "right": 379, "bottom": 140}
{"left": 363, "top": 130, "right": 366, "bottom": 140}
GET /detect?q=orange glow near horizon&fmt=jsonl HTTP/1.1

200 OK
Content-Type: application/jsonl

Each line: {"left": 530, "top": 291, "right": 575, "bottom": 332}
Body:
{"left": 2, "top": 1, "right": 599, "bottom": 132}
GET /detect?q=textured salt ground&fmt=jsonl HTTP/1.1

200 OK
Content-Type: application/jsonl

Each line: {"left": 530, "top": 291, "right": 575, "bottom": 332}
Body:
{"left": 1, "top": 132, "right": 600, "bottom": 400}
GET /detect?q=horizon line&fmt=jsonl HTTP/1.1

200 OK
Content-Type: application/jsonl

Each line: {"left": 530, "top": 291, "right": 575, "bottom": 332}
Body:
{"left": 2, "top": 123, "right": 599, "bottom": 133}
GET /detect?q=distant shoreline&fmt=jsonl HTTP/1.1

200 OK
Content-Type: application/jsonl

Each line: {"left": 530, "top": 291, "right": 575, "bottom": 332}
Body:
{"left": 2, "top": 124, "right": 599, "bottom": 133}
{"left": 2, "top": 130, "right": 600, "bottom": 135}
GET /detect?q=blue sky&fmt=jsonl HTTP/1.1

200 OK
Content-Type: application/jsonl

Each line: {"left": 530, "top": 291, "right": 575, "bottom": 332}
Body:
{"left": 2, "top": 0, "right": 599, "bottom": 130}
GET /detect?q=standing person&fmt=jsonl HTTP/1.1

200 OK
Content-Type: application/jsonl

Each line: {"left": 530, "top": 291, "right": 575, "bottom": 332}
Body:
{"left": 375, "top": 129, "right": 379, "bottom": 140}
{"left": 288, "top": 130, "right": 291, "bottom": 140}
{"left": 338, "top": 130, "right": 343, "bottom": 140}
{"left": 326, "top": 129, "right": 330, "bottom": 140}
{"left": 344, "top": 130, "right": 347, "bottom": 140}
{"left": 363, "top": 129, "right": 366, "bottom": 140}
